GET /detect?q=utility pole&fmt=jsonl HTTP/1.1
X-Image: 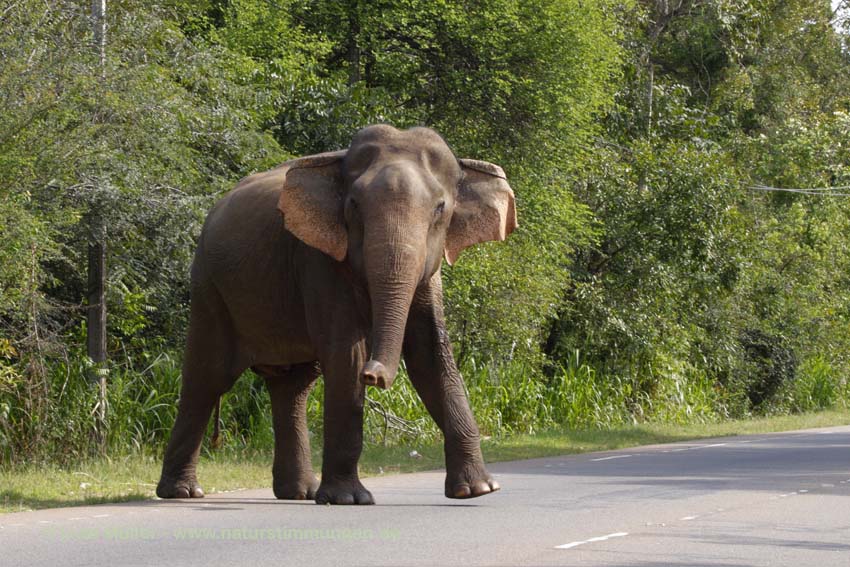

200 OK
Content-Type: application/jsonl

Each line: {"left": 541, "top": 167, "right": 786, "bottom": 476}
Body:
{"left": 88, "top": 0, "right": 108, "bottom": 448}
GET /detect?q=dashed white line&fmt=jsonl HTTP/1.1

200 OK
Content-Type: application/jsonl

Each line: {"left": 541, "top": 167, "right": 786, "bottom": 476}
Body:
{"left": 591, "top": 455, "right": 633, "bottom": 462}
{"left": 92, "top": 514, "right": 110, "bottom": 518}
{"left": 680, "top": 515, "right": 698, "bottom": 521}
{"left": 555, "top": 532, "right": 629, "bottom": 550}
{"left": 556, "top": 542, "right": 585, "bottom": 550}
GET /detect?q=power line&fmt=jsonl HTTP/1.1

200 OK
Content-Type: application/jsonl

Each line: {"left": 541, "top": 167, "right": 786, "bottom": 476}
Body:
{"left": 749, "top": 184, "right": 850, "bottom": 197}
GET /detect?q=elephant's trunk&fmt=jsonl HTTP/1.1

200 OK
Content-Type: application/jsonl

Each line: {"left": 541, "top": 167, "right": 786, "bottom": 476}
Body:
{"left": 360, "top": 230, "right": 423, "bottom": 389}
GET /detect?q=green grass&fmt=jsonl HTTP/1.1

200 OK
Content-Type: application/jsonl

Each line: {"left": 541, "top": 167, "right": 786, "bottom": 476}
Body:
{"left": 3, "top": 407, "right": 849, "bottom": 514}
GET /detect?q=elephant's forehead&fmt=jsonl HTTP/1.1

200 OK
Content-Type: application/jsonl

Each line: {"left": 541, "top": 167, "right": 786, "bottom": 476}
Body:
{"left": 349, "top": 162, "right": 447, "bottom": 209}
{"left": 345, "top": 126, "right": 460, "bottom": 182}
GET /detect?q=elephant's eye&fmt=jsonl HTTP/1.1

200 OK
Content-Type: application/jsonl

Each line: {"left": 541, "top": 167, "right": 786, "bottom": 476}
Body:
{"left": 434, "top": 201, "right": 445, "bottom": 219}
{"left": 344, "top": 198, "right": 360, "bottom": 229}
{"left": 346, "top": 198, "right": 360, "bottom": 219}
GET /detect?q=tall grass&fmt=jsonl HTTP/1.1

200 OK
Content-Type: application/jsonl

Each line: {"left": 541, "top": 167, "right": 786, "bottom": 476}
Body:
{"left": 2, "top": 347, "right": 848, "bottom": 467}
{"left": 787, "top": 356, "right": 848, "bottom": 413}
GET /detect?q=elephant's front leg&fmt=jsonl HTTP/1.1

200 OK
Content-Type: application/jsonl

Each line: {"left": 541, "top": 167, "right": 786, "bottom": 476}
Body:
{"left": 403, "top": 274, "right": 499, "bottom": 499}
{"left": 262, "top": 362, "right": 321, "bottom": 500}
{"left": 315, "top": 341, "right": 374, "bottom": 505}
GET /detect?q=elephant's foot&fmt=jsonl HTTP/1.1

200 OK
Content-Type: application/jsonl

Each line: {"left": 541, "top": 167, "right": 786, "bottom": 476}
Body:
{"left": 156, "top": 475, "right": 205, "bottom": 499}
{"left": 445, "top": 462, "right": 500, "bottom": 499}
{"left": 315, "top": 477, "right": 374, "bottom": 505}
{"left": 274, "top": 473, "right": 319, "bottom": 500}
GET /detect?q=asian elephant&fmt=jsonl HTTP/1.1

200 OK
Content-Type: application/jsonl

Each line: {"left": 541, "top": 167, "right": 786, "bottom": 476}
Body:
{"left": 156, "top": 125, "right": 517, "bottom": 505}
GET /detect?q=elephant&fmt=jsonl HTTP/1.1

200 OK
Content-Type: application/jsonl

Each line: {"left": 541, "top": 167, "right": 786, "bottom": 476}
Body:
{"left": 156, "top": 124, "right": 517, "bottom": 505}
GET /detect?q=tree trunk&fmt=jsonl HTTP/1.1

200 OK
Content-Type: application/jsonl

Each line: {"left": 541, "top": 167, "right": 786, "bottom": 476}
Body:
{"left": 346, "top": 0, "right": 361, "bottom": 86}
{"left": 86, "top": 226, "right": 106, "bottom": 367}
{"left": 88, "top": 0, "right": 107, "bottom": 447}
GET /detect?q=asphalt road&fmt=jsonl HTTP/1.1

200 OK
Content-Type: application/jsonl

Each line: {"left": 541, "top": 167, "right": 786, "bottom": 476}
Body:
{"left": 2, "top": 425, "right": 850, "bottom": 567}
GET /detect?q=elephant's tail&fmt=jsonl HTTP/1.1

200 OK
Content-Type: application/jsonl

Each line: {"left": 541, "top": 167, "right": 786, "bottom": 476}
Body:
{"left": 211, "top": 396, "right": 223, "bottom": 450}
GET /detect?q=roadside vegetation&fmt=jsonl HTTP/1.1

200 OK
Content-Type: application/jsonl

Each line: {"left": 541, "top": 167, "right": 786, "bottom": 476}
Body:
{"left": 2, "top": 0, "right": 850, "bottom": 507}
{"left": 4, "top": 408, "right": 849, "bottom": 513}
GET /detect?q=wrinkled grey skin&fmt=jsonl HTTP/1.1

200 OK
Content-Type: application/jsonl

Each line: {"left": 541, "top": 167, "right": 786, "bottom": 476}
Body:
{"left": 157, "top": 125, "right": 517, "bottom": 505}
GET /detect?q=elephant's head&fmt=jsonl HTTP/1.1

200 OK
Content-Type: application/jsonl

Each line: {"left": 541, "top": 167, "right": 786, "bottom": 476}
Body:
{"left": 278, "top": 125, "right": 517, "bottom": 389}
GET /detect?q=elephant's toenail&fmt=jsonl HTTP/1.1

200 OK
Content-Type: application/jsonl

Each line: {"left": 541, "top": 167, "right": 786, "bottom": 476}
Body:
{"left": 454, "top": 485, "right": 471, "bottom": 498}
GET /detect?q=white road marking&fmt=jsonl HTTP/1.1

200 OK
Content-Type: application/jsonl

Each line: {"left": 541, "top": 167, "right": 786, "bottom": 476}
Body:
{"left": 798, "top": 489, "right": 809, "bottom": 493}
{"left": 555, "top": 542, "right": 586, "bottom": 550}
{"left": 68, "top": 517, "right": 85, "bottom": 521}
{"left": 92, "top": 514, "right": 110, "bottom": 518}
{"left": 555, "top": 532, "right": 628, "bottom": 550}
{"left": 680, "top": 516, "right": 698, "bottom": 521}
{"left": 591, "top": 455, "right": 633, "bottom": 462}
{"left": 38, "top": 521, "right": 52, "bottom": 525}
{"left": 667, "top": 442, "right": 727, "bottom": 452}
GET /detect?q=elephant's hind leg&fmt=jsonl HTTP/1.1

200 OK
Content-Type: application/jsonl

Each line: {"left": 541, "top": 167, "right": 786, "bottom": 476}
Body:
{"left": 260, "top": 362, "right": 321, "bottom": 500}
{"left": 157, "top": 286, "right": 243, "bottom": 499}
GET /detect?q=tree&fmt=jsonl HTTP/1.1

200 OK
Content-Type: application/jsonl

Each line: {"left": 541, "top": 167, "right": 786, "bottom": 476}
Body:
{"left": 88, "top": 0, "right": 108, "bottom": 442}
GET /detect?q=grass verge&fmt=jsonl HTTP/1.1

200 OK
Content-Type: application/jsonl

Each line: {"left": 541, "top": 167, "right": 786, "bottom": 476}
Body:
{"left": 3, "top": 408, "right": 849, "bottom": 514}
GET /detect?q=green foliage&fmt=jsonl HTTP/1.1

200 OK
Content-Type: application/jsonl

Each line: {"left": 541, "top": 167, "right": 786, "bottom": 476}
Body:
{"left": 789, "top": 356, "right": 845, "bottom": 413}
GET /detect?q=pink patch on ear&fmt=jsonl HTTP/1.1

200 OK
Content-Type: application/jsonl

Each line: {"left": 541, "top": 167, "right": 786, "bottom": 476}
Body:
{"left": 277, "top": 151, "right": 348, "bottom": 261}
{"left": 444, "top": 161, "right": 517, "bottom": 264}
{"left": 278, "top": 187, "right": 347, "bottom": 261}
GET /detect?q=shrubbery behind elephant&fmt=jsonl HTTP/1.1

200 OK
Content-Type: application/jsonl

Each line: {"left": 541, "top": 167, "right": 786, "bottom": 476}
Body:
{"left": 157, "top": 125, "right": 517, "bottom": 504}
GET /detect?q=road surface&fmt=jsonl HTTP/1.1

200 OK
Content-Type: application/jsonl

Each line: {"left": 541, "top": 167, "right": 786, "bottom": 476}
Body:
{"left": 2, "top": 425, "right": 849, "bottom": 566}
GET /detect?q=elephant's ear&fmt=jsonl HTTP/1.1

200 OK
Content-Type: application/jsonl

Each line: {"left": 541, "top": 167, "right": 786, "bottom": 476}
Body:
{"left": 444, "top": 159, "right": 518, "bottom": 265}
{"left": 278, "top": 150, "right": 348, "bottom": 261}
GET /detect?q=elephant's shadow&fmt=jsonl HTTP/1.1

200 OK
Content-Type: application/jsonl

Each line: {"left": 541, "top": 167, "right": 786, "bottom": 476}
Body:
{"left": 168, "top": 498, "right": 483, "bottom": 510}
{"left": 181, "top": 499, "right": 481, "bottom": 510}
